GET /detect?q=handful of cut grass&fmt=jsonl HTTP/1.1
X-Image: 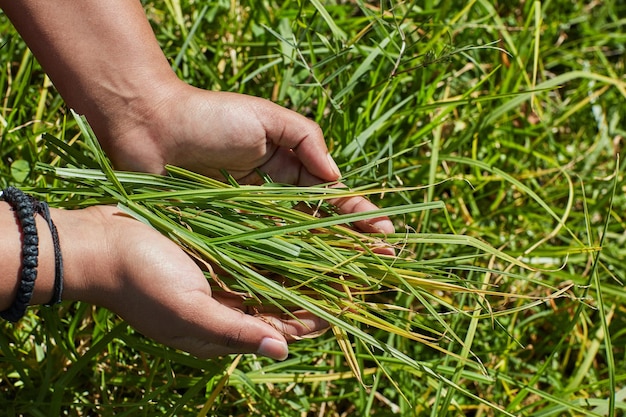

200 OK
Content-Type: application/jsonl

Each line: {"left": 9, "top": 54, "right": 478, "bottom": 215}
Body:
{"left": 37, "top": 114, "right": 556, "bottom": 410}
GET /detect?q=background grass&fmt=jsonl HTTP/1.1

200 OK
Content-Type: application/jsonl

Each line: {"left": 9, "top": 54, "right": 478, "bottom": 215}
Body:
{"left": 1, "top": 0, "right": 625, "bottom": 415}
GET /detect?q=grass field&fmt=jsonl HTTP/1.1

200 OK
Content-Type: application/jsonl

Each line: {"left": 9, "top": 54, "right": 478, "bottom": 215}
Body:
{"left": 1, "top": 1, "right": 625, "bottom": 416}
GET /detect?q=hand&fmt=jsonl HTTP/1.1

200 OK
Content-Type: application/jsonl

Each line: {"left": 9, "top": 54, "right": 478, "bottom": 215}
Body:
{"left": 0, "top": 0, "right": 394, "bottom": 235}
{"left": 102, "top": 82, "right": 395, "bottom": 235}
{"left": 55, "top": 206, "right": 327, "bottom": 359}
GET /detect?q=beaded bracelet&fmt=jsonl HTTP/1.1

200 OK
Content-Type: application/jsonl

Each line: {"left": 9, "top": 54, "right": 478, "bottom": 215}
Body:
{"left": 0, "top": 187, "right": 64, "bottom": 322}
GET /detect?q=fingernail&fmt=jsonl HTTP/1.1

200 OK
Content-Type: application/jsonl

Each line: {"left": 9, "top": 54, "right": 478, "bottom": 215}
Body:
{"left": 258, "top": 337, "right": 289, "bottom": 361}
{"left": 327, "top": 154, "right": 341, "bottom": 179}
{"left": 373, "top": 219, "right": 396, "bottom": 235}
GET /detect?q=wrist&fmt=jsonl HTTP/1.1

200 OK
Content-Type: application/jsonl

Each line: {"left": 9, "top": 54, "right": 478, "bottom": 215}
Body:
{"left": 0, "top": 0, "right": 183, "bottom": 174}
{"left": 84, "top": 74, "right": 185, "bottom": 173}
{"left": 0, "top": 193, "right": 63, "bottom": 314}
{"left": 51, "top": 206, "right": 123, "bottom": 307}
{"left": 0, "top": 201, "right": 116, "bottom": 312}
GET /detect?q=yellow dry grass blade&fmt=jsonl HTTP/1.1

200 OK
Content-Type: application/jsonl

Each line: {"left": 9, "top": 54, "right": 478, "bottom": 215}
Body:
{"left": 331, "top": 324, "right": 364, "bottom": 387}
{"left": 197, "top": 355, "right": 242, "bottom": 417}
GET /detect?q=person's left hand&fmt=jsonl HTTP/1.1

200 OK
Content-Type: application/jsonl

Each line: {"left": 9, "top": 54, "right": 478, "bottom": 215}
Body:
{"left": 56, "top": 205, "right": 328, "bottom": 360}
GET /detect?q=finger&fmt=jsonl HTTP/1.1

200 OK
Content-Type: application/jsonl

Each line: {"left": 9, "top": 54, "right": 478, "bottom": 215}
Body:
{"left": 251, "top": 98, "right": 341, "bottom": 182}
{"left": 298, "top": 170, "right": 396, "bottom": 236}
{"left": 127, "top": 291, "right": 291, "bottom": 361}
{"left": 258, "top": 309, "right": 330, "bottom": 341}
{"left": 211, "top": 289, "right": 330, "bottom": 339}
{"left": 238, "top": 147, "right": 303, "bottom": 185}
{"left": 211, "top": 291, "right": 286, "bottom": 313}
{"left": 243, "top": 139, "right": 396, "bottom": 236}
{"left": 329, "top": 190, "right": 396, "bottom": 235}
{"left": 189, "top": 295, "right": 291, "bottom": 360}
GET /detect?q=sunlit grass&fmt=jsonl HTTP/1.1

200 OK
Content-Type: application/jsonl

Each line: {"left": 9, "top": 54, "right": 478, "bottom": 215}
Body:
{"left": 37, "top": 113, "right": 566, "bottom": 414}
{"left": 1, "top": 1, "right": 625, "bottom": 416}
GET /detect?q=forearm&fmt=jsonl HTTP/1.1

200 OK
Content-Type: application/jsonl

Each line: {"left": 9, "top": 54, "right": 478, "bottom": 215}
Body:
{"left": 0, "top": 0, "right": 180, "bottom": 157}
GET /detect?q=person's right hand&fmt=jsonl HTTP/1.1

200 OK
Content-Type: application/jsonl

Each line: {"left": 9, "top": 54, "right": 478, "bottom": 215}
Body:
{"left": 101, "top": 83, "right": 395, "bottom": 236}
{"left": 53, "top": 205, "right": 328, "bottom": 359}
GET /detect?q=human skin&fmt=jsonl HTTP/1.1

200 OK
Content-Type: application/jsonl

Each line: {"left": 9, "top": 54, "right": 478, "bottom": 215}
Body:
{"left": 0, "top": 0, "right": 394, "bottom": 234}
{"left": 0, "top": 202, "right": 327, "bottom": 360}
{"left": 0, "top": 0, "right": 394, "bottom": 358}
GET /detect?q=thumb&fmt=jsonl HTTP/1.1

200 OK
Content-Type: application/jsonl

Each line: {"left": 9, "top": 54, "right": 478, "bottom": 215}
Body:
{"left": 119, "top": 289, "right": 289, "bottom": 360}
{"left": 165, "top": 294, "right": 290, "bottom": 360}
{"left": 253, "top": 98, "right": 342, "bottom": 182}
